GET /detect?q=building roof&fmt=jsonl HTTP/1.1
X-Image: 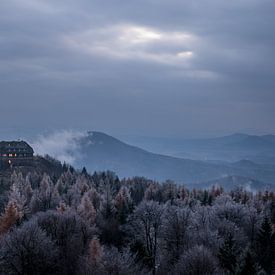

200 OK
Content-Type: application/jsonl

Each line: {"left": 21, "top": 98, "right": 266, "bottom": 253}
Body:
{"left": 0, "top": 141, "right": 34, "bottom": 153}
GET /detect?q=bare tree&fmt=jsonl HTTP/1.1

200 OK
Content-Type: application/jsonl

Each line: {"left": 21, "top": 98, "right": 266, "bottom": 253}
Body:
{"left": 129, "top": 200, "right": 163, "bottom": 275}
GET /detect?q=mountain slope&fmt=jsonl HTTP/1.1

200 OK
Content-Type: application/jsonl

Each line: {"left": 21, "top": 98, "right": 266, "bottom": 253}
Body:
{"left": 75, "top": 132, "right": 275, "bottom": 185}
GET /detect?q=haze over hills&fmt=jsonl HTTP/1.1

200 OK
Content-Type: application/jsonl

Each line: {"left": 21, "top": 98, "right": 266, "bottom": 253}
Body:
{"left": 50, "top": 131, "right": 275, "bottom": 189}
{"left": 123, "top": 133, "right": 275, "bottom": 165}
{"left": 196, "top": 175, "right": 271, "bottom": 192}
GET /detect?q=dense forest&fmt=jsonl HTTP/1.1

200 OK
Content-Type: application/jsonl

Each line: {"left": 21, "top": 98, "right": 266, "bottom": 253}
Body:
{"left": 0, "top": 158, "right": 274, "bottom": 275}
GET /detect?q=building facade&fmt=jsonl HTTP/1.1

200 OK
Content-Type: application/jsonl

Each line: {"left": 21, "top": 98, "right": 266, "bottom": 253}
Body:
{"left": 0, "top": 141, "right": 34, "bottom": 169}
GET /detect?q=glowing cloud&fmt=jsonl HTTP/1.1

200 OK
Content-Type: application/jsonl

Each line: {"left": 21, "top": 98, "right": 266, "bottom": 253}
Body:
{"left": 118, "top": 26, "right": 162, "bottom": 44}
{"left": 63, "top": 24, "right": 196, "bottom": 66}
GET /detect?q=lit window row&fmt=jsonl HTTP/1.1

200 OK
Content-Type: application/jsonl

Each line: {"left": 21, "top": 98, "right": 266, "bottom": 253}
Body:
{"left": 0, "top": 153, "right": 18, "bottom": 157}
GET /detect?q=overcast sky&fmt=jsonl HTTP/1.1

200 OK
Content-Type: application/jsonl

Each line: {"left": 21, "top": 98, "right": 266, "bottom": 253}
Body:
{"left": 1, "top": 0, "right": 275, "bottom": 139}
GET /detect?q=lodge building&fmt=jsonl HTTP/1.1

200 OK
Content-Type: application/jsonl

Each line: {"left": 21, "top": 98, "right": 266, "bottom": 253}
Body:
{"left": 0, "top": 141, "right": 34, "bottom": 169}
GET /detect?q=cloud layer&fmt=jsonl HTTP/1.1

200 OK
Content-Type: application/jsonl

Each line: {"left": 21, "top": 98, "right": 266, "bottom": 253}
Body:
{"left": 31, "top": 130, "right": 88, "bottom": 164}
{"left": 0, "top": 0, "right": 275, "bottom": 138}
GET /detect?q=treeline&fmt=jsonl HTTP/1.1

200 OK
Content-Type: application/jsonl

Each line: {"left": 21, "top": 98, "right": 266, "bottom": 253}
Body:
{"left": 0, "top": 165, "right": 274, "bottom": 274}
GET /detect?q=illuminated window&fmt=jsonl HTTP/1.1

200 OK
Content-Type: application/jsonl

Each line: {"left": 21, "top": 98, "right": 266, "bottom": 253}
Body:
{"left": 9, "top": 154, "right": 13, "bottom": 157}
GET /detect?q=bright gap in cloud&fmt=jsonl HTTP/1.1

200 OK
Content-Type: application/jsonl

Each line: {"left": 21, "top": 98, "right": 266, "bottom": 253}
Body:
{"left": 63, "top": 24, "right": 196, "bottom": 66}
{"left": 119, "top": 26, "right": 162, "bottom": 44}
{"left": 177, "top": 51, "right": 193, "bottom": 58}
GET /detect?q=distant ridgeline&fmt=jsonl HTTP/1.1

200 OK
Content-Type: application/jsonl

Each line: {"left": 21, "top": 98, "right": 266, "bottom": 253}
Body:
{"left": 0, "top": 141, "right": 34, "bottom": 169}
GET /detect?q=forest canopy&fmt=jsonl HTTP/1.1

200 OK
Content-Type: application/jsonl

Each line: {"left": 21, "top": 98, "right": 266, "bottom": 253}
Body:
{"left": 0, "top": 161, "right": 274, "bottom": 275}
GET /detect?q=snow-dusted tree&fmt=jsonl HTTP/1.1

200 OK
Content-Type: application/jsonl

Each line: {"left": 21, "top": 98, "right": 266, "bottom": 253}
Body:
{"left": 144, "top": 182, "right": 160, "bottom": 201}
{"left": 179, "top": 185, "right": 188, "bottom": 201}
{"left": 36, "top": 210, "right": 93, "bottom": 274}
{"left": 161, "top": 180, "right": 178, "bottom": 203}
{"left": 10, "top": 171, "right": 25, "bottom": 190}
{"left": 213, "top": 195, "right": 247, "bottom": 227}
{"left": 62, "top": 174, "right": 90, "bottom": 208}
{"left": 218, "top": 233, "right": 238, "bottom": 273}
{"left": 75, "top": 174, "right": 90, "bottom": 195}
{"left": 0, "top": 221, "right": 59, "bottom": 274}
{"left": 63, "top": 183, "right": 82, "bottom": 208}
{"left": 30, "top": 173, "right": 59, "bottom": 213}
{"left": 161, "top": 205, "right": 192, "bottom": 265}
{"left": 86, "top": 187, "right": 101, "bottom": 211}
{"left": 98, "top": 182, "right": 124, "bottom": 246}
{"left": 78, "top": 237, "right": 103, "bottom": 275}
{"left": 78, "top": 193, "right": 97, "bottom": 225}
{"left": 56, "top": 201, "right": 70, "bottom": 213}
{"left": 55, "top": 169, "right": 76, "bottom": 195}
{"left": 101, "top": 247, "right": 139, "bottom": 275}
{"left": 129, "top": 200, "right": 163, "bottom": 274}
{"left": 237, "top": 247, "right": 262, "bottom": 275}
{"left": 191, "top": 205, "right": 219, "bottom": 251}
{"left": 256, "top": 217, "right": 273, "bottom": 273}
{"left": 212, "top": 194, "right": 249, "bottom": 250}
{"left": 244, "top": 204, "right": 263, "bottom": 245}
{"left": 115, "top": 185, "right": 132, "bottom": 223}
{"left": 23, "top": 171, "right": 41, "bottom": 190}
{"left": 8, "top": 171, "right": 32, "bottom": 218}
{"left": 88, "top": 237, "right": 103, "bottom": 266}
{"left": 8, "top": 182, "right": 28, "bottom": 219}
{"left": 24, "top": 175, "right": 33, "bottom": 203}
{"left": 124, "top": 177, "right": 149, "bottom": 204}
{"left": 99, "top": 182, "right": 115, "bottom": 220}
{"left": 174, "top": 245, "right": 219, "bottom": 275}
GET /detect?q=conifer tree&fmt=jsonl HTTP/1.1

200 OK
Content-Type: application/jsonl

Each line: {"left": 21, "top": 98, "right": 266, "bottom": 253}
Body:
{"left": 218, "top": 233, "right": 237, "bottom": 273}
{"left": 0, "top": 201, "right": 20, "bottom": 235}
{"left": 238, "top": 249, "right": 259, "bottom": 275}
{"left": 78, "top": 193, "right": 97, "bottom": 225}
{"left": 114, "top": 186, "right": 132, "bottom": 223}
{"left": 88, "top": 237, "right": 103, "bottom": 266}
{"left": 256, "top": 216, "right": 273, "bottom": 273}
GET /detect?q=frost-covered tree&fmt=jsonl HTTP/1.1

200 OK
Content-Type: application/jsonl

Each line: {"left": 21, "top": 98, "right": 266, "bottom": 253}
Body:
{"left": 8, "top": 172, "right": 31, "bottom": 218}
{"left": 35, "top": 210, "right": 93, "bottom": 274}
{"left": 30, "top": 173, "right": 59, "bottom": 213}
{"left": 238, "top": 248, "right": 261, "bottom": 275}
{"left": 174, "top": 245, "right": 219, "bottom": 275}
{"left": 78, "top": 193, "right": 97, "bottom": 225}
{"left": 115, "top": 185, "right": 132, "bottom": 223}
{"left": 129, "top": 200, "right": 163, "bottom": 274}
{"left": 0, "top": 162, "right": 274, "bottom": 274}
{"left": 161, "top": 205, "right": 192, "bottom": 265}
{"left": 0, "top": 221, "right": 59, "bottom": 275}
{"left": 256, "top": 217, "right": 273, "bottom": 273}
{"left": 218, "top": 233, "right": 238, "bottom": 273}
{"left": 101, "top": 247, "right": 138, "bottom": 275}
{"left": 144, "top": 182, "right": 160, "bottom": 201}
{"left": 161, "top": 180, "right": 178, "bottom": 203}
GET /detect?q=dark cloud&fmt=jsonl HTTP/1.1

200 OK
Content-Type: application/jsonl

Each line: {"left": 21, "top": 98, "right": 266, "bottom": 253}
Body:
{"left": 0, "top": 0, "right": 274, "bottom": 139}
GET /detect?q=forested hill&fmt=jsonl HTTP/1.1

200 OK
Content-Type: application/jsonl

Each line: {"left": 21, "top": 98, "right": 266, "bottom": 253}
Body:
{"left": 0, "top": 161, "right": 274, "bottom": 274}
{"left": 0, "top": 155, "right": 64, "bottom": 194}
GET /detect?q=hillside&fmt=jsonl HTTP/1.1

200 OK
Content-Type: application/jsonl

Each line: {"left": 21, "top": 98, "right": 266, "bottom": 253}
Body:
{"left": 72, "top": 132, "right": 275, "bottom": 186}
{"left": 0, "top": 156, "right": 63, "bottom": 194}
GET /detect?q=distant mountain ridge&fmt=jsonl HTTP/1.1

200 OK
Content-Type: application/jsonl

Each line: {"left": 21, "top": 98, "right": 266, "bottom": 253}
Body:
{"left": 71, "top": 131, "right": 275, "bottom": 188}
{"left": 123, "top": 133, "right": 275, "bottom": 164}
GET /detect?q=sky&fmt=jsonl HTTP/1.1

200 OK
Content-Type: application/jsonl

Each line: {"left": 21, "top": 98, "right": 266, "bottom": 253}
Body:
{"left": 1, "top": 0, "right": 275, "bottom": 139}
